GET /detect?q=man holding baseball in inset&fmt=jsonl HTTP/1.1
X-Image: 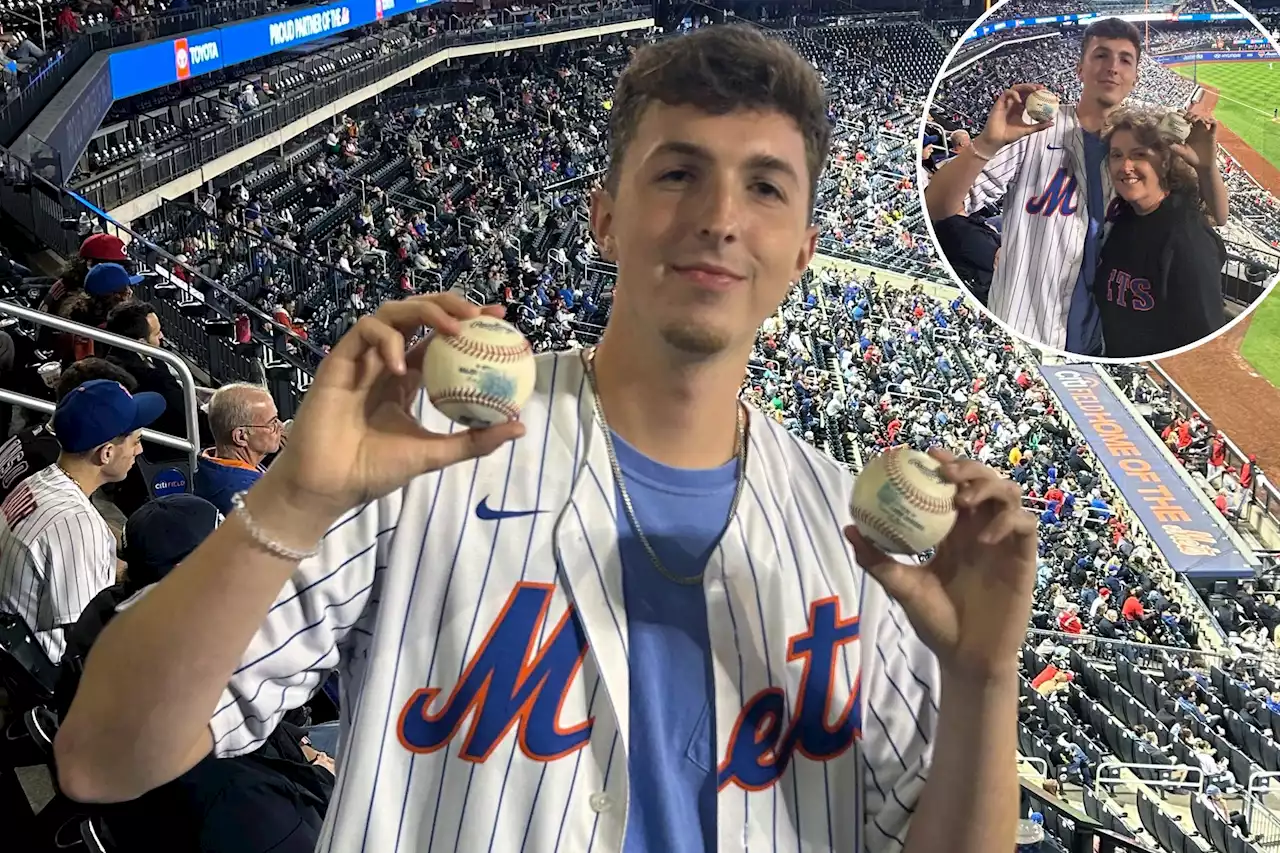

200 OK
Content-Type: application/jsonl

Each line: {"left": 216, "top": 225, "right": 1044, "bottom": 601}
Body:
{"left": 59, "top": 26, "right": 1037, "bottom": 853}
{"left": 925, "top": 17, "right": 1228, "bottom": 356}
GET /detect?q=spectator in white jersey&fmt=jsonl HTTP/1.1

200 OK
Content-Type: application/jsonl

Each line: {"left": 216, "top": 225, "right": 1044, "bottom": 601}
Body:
{"left": 0, "top": 357, "right": 138, "bottom": 506}
{"left": 1094, "top": 105, "right": 1227, "bottom": 357}
{"left": 61, "top": 26, "right": 1035, "bottom": 853}
{"left": 0, "top": 379, "right": 164, "bottom": 662}
{"left": 926, "top": 18, "right": 1227, "bottom": 357}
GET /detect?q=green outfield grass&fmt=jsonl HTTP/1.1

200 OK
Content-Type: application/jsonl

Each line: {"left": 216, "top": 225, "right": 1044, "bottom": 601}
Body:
{"left": 1170, "top": 60, "right": 1280, "bottom": 381}
{"left": 1241, "top": 290, "right": 1280, "bottom": 387}
{"left": 1173, "top": 60, "right": 1280, "bottom": 172}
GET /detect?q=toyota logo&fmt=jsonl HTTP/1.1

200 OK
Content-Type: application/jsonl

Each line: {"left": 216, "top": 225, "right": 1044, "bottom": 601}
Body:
{"left": 176, "top": 47, "right": 188, "bottom": 70}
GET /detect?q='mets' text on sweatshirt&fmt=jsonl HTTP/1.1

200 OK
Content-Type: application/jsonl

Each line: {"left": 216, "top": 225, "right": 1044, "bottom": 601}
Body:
{"left": 1093, "top": 191, "right": 1225, "bottom": 358}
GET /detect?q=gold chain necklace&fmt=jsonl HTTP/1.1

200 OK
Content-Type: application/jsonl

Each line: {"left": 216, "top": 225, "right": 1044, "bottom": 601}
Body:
{"left": 582, "top": 347, "right": 749, "bottom": 586}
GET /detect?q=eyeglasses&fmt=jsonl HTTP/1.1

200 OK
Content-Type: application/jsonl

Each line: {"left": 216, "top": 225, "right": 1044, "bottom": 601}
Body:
{"left": 236, "top": 417, "right": 282, "bottom": 431}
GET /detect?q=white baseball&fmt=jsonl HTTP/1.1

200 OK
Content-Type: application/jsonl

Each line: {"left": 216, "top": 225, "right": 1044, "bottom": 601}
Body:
{"left": 1159, "top": 111, "right": 1191, "bottom": 144}
{"left": 424, "top": 316, "right": 536, "bottom": 427}
{"left": 1024, "top": 90, "right": 1059, "bottom": 124}
{"left": 850, "top": 448, "right": 958, "bottom": 555}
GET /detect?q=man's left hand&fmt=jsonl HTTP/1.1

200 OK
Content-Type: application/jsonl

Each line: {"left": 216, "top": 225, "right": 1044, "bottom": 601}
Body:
{"left": 846, "top": 449, "right": 1037, "bottom": 680}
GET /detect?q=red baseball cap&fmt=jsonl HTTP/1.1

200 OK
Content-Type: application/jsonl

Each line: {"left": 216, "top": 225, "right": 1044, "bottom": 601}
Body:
{"left": 79, "top": 233, "right": 128, "bottom": 262}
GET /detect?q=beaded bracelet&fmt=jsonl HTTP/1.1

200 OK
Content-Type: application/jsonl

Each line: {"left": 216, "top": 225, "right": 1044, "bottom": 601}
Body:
{"left": 230, "top": 491, "right": 321, "bottom": 562}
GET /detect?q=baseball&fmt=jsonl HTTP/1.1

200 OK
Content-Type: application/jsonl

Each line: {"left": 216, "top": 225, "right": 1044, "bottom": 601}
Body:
{"left": 424, "top": 316, "right": 536, "bottom": 428}
{"left": 849, "top": 448, "right": 958, "bottom": 555}
{"left": 1159, "top": 111, "right": 1192, "bottom": 144}
{"left": 1024, "top": 89, "right": 1059, "bottom": 124}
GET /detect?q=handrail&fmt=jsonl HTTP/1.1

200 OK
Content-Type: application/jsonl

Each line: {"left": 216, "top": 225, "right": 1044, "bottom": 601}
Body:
{"left": 67, "top": 188, "right": 329, "bottom": 365}
{"left": 1018, "top": 756, "right": 1049, "bottom": 778}
{"left": 0, "top": 299, "right": 200, "bottom": 473}
{"left": 0, "top": 389, "right": 192, "bottom": 454}
{"left": 1095, "top": 761, "right": 1205, "bottom": 794}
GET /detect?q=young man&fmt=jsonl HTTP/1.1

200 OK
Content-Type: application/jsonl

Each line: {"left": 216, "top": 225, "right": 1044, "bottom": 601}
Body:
{"left": 59, "top": 26, "right": 1036, "bottom": 853}
{"left": 0, "top": 357, "right": 138, "bottom": 505}
{"left": 0, "top": 379, "right": 163, "bottom": 662}
{"left": 925, "top": 17, "right": 1227, "bottom": 356}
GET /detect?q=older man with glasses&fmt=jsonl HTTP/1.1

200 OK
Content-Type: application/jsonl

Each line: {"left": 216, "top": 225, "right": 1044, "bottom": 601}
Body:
{"left": 194, "top": 383, "right": 283, "bottom": 514}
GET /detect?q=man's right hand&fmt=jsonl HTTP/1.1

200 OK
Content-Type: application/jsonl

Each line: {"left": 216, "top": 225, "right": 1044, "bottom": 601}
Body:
{"left": 256, "top": 293, "right": 526, "bottom": 532}
{"left": 978, "top": 84, "right": 1056, "bottom": 151}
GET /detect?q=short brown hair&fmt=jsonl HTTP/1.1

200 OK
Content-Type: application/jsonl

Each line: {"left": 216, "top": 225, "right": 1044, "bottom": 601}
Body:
{"left": 1081, "top": 17, "right": 1142, "bottom": 62}
{"left": 56, "top": 357, "right": 137, "bottom": 401}
{"left": 606, "top": 25, "right": 831, "bottom": 210}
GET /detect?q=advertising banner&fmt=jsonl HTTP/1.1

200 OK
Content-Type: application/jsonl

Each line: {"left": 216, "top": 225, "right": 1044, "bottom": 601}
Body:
{"left": 1154, "top": 50, "right": 1280, "bottom": 64}
{"left": 106, "top": 0, "right": 439, "bottom": 100}
{"left": 108, "top": 29, "right": 224, "bottom": 99}
{"left": 1039, "top": 365, "right": 1253, "bottom": 579}
{"left": 968, "top": 10, "right": 1247, "bottom": 41}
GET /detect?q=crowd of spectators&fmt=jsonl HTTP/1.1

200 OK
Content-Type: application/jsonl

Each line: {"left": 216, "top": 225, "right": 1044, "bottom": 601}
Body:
{"left": 123, "top": 20, "right": 947, "bottom": 364}
{"left": 934, "top": 29, "right": 1198, "bottom": 127}
{"left": 1148, "top": 27, "right": 1257, "bottom": 53}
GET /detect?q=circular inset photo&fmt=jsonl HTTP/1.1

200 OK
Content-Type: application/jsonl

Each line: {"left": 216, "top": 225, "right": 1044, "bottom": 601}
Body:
{"left": 919, "top": 0, "right": 1280, "bottom": 362}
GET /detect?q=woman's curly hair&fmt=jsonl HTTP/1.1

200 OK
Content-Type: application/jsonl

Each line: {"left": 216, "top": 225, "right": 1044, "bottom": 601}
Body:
{"left": 1102, "top": 105, "right": 1205, "bottom": 212}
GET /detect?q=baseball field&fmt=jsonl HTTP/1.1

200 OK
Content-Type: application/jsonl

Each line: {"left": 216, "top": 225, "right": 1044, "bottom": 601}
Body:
{"left": 1173, "top": 60, "right": 1280, "bottom": 172}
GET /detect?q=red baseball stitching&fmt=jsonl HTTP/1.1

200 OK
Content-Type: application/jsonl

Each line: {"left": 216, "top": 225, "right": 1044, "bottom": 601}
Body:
{"left": 431, "top": 388, "right": 521, "bottom": 421}
{"left": 884, "top": 450, "right": 955, "bottom": 516}
{"left": 439, "top": 331, "right": 532, "bottom": 365}
{"left": 850, "top": 504, "right": 917, "bottom": 555}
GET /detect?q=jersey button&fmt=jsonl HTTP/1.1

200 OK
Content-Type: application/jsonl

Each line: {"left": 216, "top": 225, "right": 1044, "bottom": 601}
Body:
{"left": 588, "top": 792, "right": 614, "bottom": 813}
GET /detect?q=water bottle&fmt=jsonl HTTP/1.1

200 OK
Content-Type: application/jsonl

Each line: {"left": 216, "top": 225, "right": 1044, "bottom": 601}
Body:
{"left": 1015, "top": 817, "right": 1044, "bottom": 853}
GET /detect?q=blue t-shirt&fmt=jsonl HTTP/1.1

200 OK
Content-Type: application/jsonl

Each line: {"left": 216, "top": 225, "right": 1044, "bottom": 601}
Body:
{"left": 612, "top": 432, "right": 739, "bottom": 853}
{"left": 1065, "top": 131, "right": 1108, "bottom": 356}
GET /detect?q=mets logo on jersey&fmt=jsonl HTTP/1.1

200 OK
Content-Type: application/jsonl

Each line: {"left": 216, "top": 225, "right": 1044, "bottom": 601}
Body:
{"left": 1025, "top": 168, "right": 1079, "bottom": 217}
{"left": 395, "top": 582, "right": 862, "bottom": 786}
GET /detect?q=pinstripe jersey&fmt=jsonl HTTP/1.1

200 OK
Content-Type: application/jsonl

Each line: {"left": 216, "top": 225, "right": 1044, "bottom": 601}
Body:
{"left": 209, "top": 350, "right": 942, "bottom": 853}
{"left": 965, "top": 105, "right": 1115, "bottom": 351}
{"left": 0, "top": 464, "right": 117, "bottom": 663}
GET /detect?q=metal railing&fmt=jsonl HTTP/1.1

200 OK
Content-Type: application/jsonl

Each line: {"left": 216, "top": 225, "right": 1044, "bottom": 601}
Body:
{"left": 0, "top": 300, "right": 200, "bottom": 473}
{"left": 1018, "top": 778, "right": 1159, "bottom": 853}
{"left": 1095, "top": 762, "right": 1206, "bottom": 795}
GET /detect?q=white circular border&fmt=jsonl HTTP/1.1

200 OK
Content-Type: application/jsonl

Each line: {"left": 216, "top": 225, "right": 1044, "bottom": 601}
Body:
{"left": 914, "top": 0, "right": 1280, "bottom": 365}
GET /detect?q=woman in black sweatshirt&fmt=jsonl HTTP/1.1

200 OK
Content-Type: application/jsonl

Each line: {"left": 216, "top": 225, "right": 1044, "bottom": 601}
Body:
{"left": 1094, "top": 106, "right": 1226, "bottom": 359}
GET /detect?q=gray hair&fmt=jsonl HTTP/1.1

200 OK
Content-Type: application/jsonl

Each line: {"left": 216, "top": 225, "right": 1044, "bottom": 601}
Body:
{"left": 207, "top": 382, "right": 272, "bottom": 445}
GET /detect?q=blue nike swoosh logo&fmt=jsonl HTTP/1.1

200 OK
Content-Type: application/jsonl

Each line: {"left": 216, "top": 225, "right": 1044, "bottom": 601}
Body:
{"left": 1047, "top": 145, "right": 1064, "bottom": 150}
{"left": 476, "top": 497, "right": 546, "bottom": 521}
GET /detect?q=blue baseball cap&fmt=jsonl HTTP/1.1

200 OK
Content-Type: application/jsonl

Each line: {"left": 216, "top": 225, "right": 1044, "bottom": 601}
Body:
{"left": 53, "top": 379, "right": 166, "bottom": 453}
{"left": 84, "top": 262, "right": 144, "bottom": 296}
{"left": 123, "top": 494, "right": 221, "bottom": 587}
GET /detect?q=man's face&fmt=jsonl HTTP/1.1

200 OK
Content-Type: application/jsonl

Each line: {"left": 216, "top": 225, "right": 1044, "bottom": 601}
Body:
{"left": 238, "top": 394, "right": 283, "bottom": 457}
{"left": 591, "top": 103, "right": 818, "bottom": 359}
{"left": 1078, "top": 36, "right": 1139, "bottom": 108}
{"left": 145, "top": 312, "right": 164, "bottom": 348}
{"left": 101, "top": 429, "right": 144, "bottom": 482}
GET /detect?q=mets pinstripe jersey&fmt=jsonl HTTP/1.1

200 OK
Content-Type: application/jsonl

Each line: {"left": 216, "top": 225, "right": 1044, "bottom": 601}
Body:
{"left": 964, "top": 105, "right": 1115, "bottom": 351}
{"left": 0, "top": 463, "right": 117, "bottom": 663}
{"left": 208, "top": 350, "right": 941, "bottom": 853}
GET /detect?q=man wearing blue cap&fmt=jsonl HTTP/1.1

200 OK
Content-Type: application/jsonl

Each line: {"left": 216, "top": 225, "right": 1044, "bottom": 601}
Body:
{"left": 0, "top": 379, "right": 164, "bottom": 662}
{"left": 59, "top": 262, "right": 144, "bottom": 364}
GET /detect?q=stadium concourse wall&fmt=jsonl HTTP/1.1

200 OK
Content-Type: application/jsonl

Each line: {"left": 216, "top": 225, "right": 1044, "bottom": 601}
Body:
{"left": 102, "top": 15, "right": 653, "bottom": 227}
